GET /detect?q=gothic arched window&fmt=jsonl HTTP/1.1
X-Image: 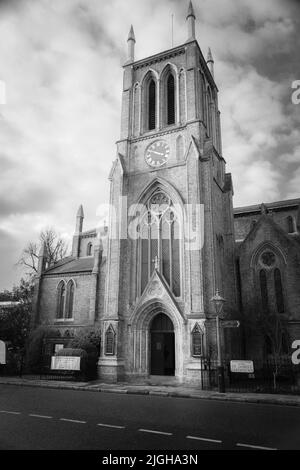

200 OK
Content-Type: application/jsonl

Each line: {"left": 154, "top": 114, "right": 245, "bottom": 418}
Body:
{"left": 167, "top": 74, "right": 175, "bottom": 125}
{"left": 191, "top": 324, "right": 203, "bottom": 357}
{"left": 57, "top": 281, "right": 66, "bottom": 319}
{"left": 87, "top": 242, "right": 93, "bottom": 256}
{"left": 66, "top": 280, "right": 75, "bottom": 319}
{"left": 139, "top": 190, "right": 181, "bottom": 297}
{"left": 274, "top": 268, "right": 284, "bottom": 313}
{"left": 260, "top": 269, "right": 269, "bottom": 314}
{"left": 148, "top": 79, "right": 156, "bottom": 131}
{"left": 286, "top": 216, "right": 294, "bottom": 234}
{"left": 105, "top": 325, "right": 116, "bottom": 356}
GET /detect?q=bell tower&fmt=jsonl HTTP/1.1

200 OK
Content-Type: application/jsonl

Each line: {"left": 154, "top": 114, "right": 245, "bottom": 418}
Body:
{"left": 99, "top": 2, "right": 238, "bottom": 383}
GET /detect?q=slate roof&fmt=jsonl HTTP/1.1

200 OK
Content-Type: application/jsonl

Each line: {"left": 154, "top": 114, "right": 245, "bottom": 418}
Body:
{"left": 234, "top": 198, "right": 300, "bottom": 216}
{"left": 44, "top": 257, "right": 94, "bottom": 275}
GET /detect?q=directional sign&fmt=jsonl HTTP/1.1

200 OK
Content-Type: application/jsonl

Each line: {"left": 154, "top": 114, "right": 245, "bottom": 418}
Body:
{"left": 221, "top": 320, "right": 240, "bottom": 328}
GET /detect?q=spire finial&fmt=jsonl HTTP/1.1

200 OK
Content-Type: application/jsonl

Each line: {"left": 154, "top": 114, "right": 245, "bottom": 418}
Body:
{"left": 186, "top": 1, "right": 196, "bottom": 42}
{"left": 76, "top": 204, "right": 84, "bottom": 233}
{"left": 207, "top": 47, "right": 215, "bottom": 78}
{"left": 38, "top": 241, "right": 48, "bottom": 258}
{"left": 77, "top": 204, "right": 84, "bottom": 218}
{"left": 128, "top": 25, "right": 136, "bottom": 43}
{"left": 126, "top": 24, "right": 136, "bottom": 63}
{"left": 187, "top": 1, "right": 196, "bottom": 19}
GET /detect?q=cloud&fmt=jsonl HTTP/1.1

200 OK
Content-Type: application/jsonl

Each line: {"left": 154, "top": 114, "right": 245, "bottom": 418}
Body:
{"left": 0, "top": 0, "right": 299, "bottom": 289}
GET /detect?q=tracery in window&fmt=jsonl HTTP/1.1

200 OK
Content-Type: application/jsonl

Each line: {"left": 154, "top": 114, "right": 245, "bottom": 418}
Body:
{"left": 139, "top": 190, "right": 181, "bottom": 297}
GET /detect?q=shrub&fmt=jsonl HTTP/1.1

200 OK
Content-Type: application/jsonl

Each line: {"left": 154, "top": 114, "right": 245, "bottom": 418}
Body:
{"left": 26, "top": 326, "right": 57, "bottom": 373}
{"left": 67, "top": 329, "right": 101, "bottom": 379}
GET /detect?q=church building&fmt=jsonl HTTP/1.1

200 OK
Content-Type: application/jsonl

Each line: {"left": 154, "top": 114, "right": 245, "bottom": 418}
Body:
{"left": 32, "top": 2, "right": 300, "bottom": 384}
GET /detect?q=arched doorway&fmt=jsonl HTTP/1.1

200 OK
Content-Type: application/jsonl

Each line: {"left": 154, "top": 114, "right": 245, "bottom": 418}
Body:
{"left": 150, "top": 313, "right": 175, "bottom": 376}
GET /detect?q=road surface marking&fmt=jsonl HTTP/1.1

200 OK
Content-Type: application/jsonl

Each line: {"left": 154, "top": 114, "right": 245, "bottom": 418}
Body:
{"left": 60, "top": 418, "right": 86, "bottom": 424}
{"left": 97, "top": 423, "right": 125, "bottom": 429}
{"left": 29, "top": 414, "right": 52, "bottom": 419}
{"left": 139, "top": 428, "right": 173, "bottom": 436}
{"left": 236, "top": 443, "right": 277, "bottom": 450}
{"left": 0, "top": 410, "right": 21, "bottom": 415}
{"left": 187, "top": 435, "right": 222, "bottom": 444}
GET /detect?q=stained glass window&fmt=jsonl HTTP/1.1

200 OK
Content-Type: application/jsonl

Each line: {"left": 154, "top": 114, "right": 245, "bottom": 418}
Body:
{"left": 192, "top": 324, "right": 203, "bottom": 357}
{"left": 148, "top": 79, "right": 156, "bottom": 130}
{"left": 274, "top": 268, "right": 284, "bottom": 313}
{"left": 139, "top": 191, "right": 181, "bottom": 297}
{"left": 260, "top": 269, "right": 269, "bottom": 314}
{"left": 105, "top": 325, "right": 115, "bottom": 355}
{"left": 167, "top": 74, "right": 175, "bottom": 125}
{"left": 57, "top": 282, "right": 65, "bottom": 319}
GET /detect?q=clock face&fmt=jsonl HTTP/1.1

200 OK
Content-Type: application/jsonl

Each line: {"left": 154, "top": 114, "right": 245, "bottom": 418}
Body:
{"left": 145, "top": 140, "right": 170, "bottom": 168}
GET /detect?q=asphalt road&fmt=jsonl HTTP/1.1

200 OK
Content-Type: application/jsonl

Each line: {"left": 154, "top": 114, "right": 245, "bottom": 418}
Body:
{"left": 0, "top": 385, "right": 299, "bottom": 450}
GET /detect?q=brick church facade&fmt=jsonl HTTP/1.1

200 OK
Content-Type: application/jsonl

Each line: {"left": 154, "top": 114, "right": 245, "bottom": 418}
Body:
{"left": 32, "top": 2, "right": 300, "bottom": 384}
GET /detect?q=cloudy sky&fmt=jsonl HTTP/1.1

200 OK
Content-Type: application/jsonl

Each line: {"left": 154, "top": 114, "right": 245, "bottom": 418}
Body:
{"left": 0, "top": 0, "right": 299, "bottom": 290}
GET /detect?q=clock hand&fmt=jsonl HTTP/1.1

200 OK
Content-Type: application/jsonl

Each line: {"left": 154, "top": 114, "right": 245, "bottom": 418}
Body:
{"left": 151, "top": 150, "right": 164, "bottom": 156}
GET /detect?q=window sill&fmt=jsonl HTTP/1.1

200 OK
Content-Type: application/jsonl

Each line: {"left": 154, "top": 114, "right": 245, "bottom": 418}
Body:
{"left": 54, "top": 318, "right": 74, "bottom": 323}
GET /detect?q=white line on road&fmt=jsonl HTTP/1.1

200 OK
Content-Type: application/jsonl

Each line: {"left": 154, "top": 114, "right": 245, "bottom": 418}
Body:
{"left": 29, "top": 414, "right": 52, "bottom": 419}
{"left": 236, "top": 443, "right": 277, "bottom": 450}
{"left": 60, "top": 418, "right": 86, "bottom": 424}
{"left": 187, "top": 435, "right": 222, "bottom": 444}
{"left": 97, "top": 423, "right": 125, "bottom": 429}
{"left": 139, "top": 428, "right": 173, "bottom": 436}
{"left": 0, "top": 410, "right": 21, "bottom": 415}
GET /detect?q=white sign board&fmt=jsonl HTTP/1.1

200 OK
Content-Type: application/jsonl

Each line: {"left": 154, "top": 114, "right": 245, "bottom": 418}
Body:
{"left": 230, "top": 360, "right": 254, "bottom": 374}
{"left": 54, "top": 344, "right": 64, "bottom": 354}
{"left": 0, "top": 340, "right": 6, "bottom": 364}
{"left": 51, "top": 356, "right": 81, "bottom": 371}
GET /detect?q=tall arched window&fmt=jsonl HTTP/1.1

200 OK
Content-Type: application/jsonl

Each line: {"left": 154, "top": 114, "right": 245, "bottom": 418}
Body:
{"left": 191, "top": 324, "right": 203, "bottom": 357}
{"left": 57, "top": 281, "right": 66, "bottom": 319}
{"left": 87, "top": 242, "right": 93, "bottom": 256}
{"left": 260, "top": 269, "right": 269, "bottom": 314}
{"left": 105, "top": 325, "right": 116, "bottom": 356}
{"left": 139, "top": 190, "right": 181, "bottom": 297}
{"left": 66, "top": 281, "right": 75, "bottom": 319}
{"left": 148, "top": 79, "right": 156, "bottom": 130}
{"left": 286, "top": 216, "right": 294, "bottom": 234}
{"left": 274, "top": 268, "right": 284, "bottom": 313}
{"left": 167, "top": 74, "right": 175, "bottom": 125}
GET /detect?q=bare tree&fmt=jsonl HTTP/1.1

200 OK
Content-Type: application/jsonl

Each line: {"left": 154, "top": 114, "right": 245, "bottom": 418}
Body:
{"left": 257, "top": 310, "right": 290, "bottom": 390}
{"left": 245, "top": 308, "right": 290, "bottom": 390}
{"left": 17, "top": 228, "right": 68, "bottom": 278}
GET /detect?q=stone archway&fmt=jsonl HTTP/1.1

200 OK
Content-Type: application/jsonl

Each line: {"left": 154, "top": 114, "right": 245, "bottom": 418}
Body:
{"left": 129, "top": 300, "right": 184, "bottom": 380}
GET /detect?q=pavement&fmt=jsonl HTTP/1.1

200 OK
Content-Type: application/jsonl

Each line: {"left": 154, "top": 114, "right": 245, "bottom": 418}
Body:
{"left": 0, "top": 375, "right": 300, "bottom": 407}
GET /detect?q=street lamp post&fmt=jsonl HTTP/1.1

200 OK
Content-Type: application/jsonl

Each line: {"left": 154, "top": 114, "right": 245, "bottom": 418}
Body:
{"left": 211, "top": 290, "right": 226, "bottom": 393}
